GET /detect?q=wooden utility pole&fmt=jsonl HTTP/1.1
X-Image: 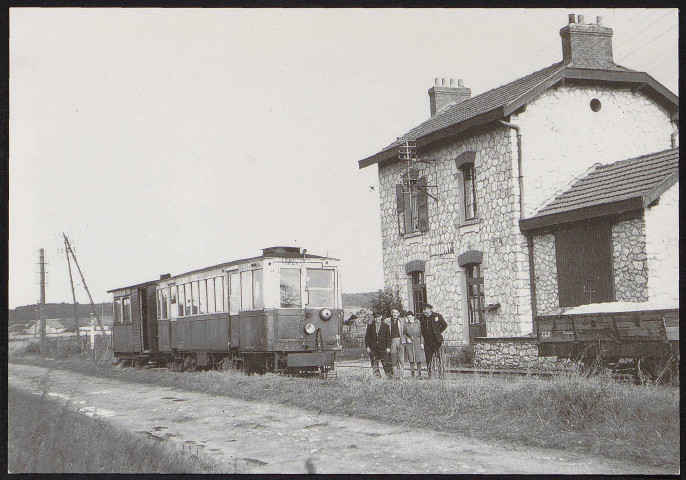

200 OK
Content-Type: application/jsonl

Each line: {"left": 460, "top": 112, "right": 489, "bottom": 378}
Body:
{"left": 63, "top": 234, "right": 108, "bottom": 340}
{"left": 39, "top": 248, "right": 46, "bottom": 354}
{"left": 64, "top": 235, "right": 82, "bottom": 352}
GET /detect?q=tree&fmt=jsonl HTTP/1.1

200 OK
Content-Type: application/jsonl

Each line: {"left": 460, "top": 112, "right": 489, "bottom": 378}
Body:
{"left": 368, "top": 287, "right": 404, "bottom": 319}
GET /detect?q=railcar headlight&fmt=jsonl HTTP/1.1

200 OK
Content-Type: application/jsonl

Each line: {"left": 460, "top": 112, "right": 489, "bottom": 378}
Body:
{"left": 304, "top": 323, "right": 316, "bottom": 335}
{"left": 319, "top": 308, "right": 332, "bottom": 321}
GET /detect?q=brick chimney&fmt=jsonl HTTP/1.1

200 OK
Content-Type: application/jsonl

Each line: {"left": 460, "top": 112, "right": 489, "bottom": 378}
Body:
{"left": 560, "top": 14, "right": 614, "bottom": 63}
{"left": 428, "top": 78, "right": 471, "bottom": 117}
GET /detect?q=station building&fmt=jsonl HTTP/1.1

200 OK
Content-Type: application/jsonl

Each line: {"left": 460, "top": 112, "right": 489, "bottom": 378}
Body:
{"left": 358, "top": 14, "right": 679, "bottom": 347}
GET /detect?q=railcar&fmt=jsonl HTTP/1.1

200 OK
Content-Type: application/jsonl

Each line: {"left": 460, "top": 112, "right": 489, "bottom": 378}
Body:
{"left": 534, "top": 302, "right": 679, "bottom": 379}
{"left": 109, "top": 247, "right": 344, "bottom": 373}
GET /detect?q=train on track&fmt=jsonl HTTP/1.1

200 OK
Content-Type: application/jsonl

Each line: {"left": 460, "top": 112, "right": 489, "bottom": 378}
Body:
{"left": 534, "top": 302, "right": 679, "bottom": 380}
{"left": 108, "top": 247, "right": 343, "bottom": 374}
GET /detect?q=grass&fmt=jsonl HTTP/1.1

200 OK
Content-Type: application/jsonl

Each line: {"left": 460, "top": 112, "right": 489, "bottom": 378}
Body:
{"left": 8, "top": 385, "right": 230, "bottom": 473}
{"left": 10, "top": 345, "right": 680, "bottom": 472}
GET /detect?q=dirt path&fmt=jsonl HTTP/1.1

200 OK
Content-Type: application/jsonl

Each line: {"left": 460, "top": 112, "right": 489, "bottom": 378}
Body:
{"left": 8, "top": 362, "right": 666, "bottom": 474}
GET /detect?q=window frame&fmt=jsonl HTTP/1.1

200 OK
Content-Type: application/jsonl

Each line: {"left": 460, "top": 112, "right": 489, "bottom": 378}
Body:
{"left": 305, "top": 268, "right": 336, "bottom": 308}
{"left": 465, "top": 263, "right": 485, "bottom": 326}
{"left": 461, "top": 162, "right": 478, "bottom": 221}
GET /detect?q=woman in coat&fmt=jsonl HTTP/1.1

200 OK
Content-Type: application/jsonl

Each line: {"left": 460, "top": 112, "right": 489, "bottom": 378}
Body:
{"left": 403, "top": 311, "right": 426, "bottom": 378}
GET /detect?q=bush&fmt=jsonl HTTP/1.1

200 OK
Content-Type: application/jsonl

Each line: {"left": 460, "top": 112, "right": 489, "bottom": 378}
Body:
{"left": 443, "top": 344, "right": 475, "bottom": 367}
{"left": 368, "top": 287, "right": 404, "bottom": 318}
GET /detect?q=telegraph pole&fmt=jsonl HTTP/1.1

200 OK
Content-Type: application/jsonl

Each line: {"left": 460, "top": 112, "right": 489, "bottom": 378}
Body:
{"left": 39, "top": 248, "right": 46, "bottom": 355}
{"left": 63, "top": 234, "right": 108, "bottom": 339}
{"left": 64, "top": 235, "right": 82, "bottom": 352}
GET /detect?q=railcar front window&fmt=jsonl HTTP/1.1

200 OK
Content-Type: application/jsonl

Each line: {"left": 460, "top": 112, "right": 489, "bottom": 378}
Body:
{"left": 280, "top": 268, "right": 302, "bottom": 308}
{"left": 306, "top": 269, "right": 335, "bottom": 307}
{"left": 158, "top": 288, "right": 169, "bottom": 319}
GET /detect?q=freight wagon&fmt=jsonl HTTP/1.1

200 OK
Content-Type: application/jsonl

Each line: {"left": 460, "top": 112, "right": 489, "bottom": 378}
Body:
{"left": 534, "top": 301, "right": 679, "bottom": 379}
{"left": 109, "top": 247, "right": 343, "bottom": 373}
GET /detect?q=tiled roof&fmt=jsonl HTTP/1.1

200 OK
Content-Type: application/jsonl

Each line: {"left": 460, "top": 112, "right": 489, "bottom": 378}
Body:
{"left": 384, "top": 59, "right": 634, "bottom": 151}
{"left": 535, "top": 148, "right": 679, "bottom": 217}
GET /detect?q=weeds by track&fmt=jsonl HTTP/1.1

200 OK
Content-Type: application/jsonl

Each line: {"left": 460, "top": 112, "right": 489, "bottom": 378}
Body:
{"left": 8, "top": 386, "right": 230, "bottom": 473}
{"left": 9, "top": 350, "right": 680, "bottom": 472}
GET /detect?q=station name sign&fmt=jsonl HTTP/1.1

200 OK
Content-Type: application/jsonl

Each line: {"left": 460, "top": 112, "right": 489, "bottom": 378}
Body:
{"left": 430, "top": 243, "right": 454, "bottom": 257}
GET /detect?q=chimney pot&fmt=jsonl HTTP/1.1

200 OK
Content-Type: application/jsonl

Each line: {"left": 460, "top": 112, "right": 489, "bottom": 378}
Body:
{"left": 442, "top": 78, "right": 447, "bottom": 86}
{"left": 458, "top": 78, "right": 464, "bottom": 87}
{"left": 560, "top": 14, "right": 613, "bottom": 63}
{"left": 449, "top": 78, "right": 456, "bottom": 86}
{"left": 568, "top": 13, "right": 576, "bottom": 24}
{"left": 435, "top": 77, "right": 440, "bottom": 86}
{"left": 596, "top": 16, "right": 603, "bottom": 26}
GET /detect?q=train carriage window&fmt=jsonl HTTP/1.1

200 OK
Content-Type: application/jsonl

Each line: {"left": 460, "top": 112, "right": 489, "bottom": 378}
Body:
{"left": 122, "top": 297, "right": 132, "bottom": 323}
{"left": 178, "top": 284, "right": 186, "bottom": 317}
{"left": 229, "top": 273, "right": 239, "bottom": 314}
{"left": 170, "top": 286, "right": 178, "bottom": 319}
{"left": 184, "top": 283, "right": 192, "bottom": 316}
{"left": 199, "top": 280, "right": 207, "bottom": 314}
{"left": 252, "top": 269, "right": 264, "bottom": 309}
{"left": 217, "top": 276, "right": 225, "bottom": 312}
{"left": 114, "top": 298, "right": 122, "bottom": 323}
{"left": 190, "top": 281, "right": 199, "bottom": 315}
{"left": 306, "top": 269, "right": 335, "bottom": 307}
{"left": 240, "top": 271, "right": 253, "bottom": 310}
{"left": 207, "top": 278, "right": 216, "bottom": 313}
{"left": 158, "top": 288, "right": 169, "bottom": 319}
{"left": 280, "top": 268, "right": 302, "bottom": 308}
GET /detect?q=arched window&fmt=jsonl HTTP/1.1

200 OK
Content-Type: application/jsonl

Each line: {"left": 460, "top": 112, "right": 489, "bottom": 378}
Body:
{"left": 454, "top": 151, "right": 478, "bottom": 222}
{"left": 405, "top": 260, "right": 427, "bottom": 314}
{"left": 462, "top": 163, "right": 477, "bottom": 220}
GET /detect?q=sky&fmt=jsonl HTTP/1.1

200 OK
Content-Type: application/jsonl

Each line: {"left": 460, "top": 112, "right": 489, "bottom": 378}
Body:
{"left": 9, "top": 8, "right": 678, "bottom": 308}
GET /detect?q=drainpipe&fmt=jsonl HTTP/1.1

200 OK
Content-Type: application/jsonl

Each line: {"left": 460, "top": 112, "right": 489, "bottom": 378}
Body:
{"left": 498, "top": 120, "right": 524, "bottom": 219}
{"left": 670, "top": 129, "right": 678, "bottom": 148}
{"left": 499, "top": 119, "right": 536, "bottom": 333}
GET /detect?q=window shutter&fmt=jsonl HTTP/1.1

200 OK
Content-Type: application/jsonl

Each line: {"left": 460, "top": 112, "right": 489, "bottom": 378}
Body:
{"left": 417, "top": 176, "right": 428, "bottom": 231}
{"left": 395, "top": 184, "right": 405, "bottom": 235}
{"left": 403, "top": 190, "right": 413, "bottom": 233}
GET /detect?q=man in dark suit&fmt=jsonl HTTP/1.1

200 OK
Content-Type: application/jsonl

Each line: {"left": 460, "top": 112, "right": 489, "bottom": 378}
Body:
{"left": 419, "top": 304, "right": 447, "bottom": 378}
{"left": 365, "top": 312, "right": 393, "bottom": 378}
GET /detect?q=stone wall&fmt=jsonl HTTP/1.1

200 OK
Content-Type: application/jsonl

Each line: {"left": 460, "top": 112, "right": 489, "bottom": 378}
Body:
{"left": 612, "top": 218, "right": 649, "bottom": 302}
{"left": 512, "top": 84, "right": 675, "bottom": 218}
{"left": 532, "top": 233, "right": 561, "bottom": 315}
{"left": 474, "top": 337, "right": 575, "bottom": 371}
{"left": 377, "top": 123, "right": 534, "bottom": 343}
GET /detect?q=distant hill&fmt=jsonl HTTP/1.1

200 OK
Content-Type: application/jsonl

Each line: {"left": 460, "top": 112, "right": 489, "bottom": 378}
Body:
{"left": 9, "top": 302, "right": 112, "bottom": 326}
{"left": 10, "top": 295, "right": 376, "bottom": 325}
{"left": 342, "top": 292, "right": 375, "bottom": 309}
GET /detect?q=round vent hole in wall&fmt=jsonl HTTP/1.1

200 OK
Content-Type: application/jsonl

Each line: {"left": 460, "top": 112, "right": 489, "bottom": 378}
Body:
{"left": 590, "top": 98, "right": 602, "bottom": 112}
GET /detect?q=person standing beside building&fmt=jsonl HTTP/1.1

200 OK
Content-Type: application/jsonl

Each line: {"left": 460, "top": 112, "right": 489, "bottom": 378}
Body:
{"left": 419, "top": 304, "right": 447, "bottom": 378}
{"left": 365, "top": 312, "right": 393, "bottom": 378}
{"left": 387, "top": 309, "right": 407, "bottom": 378}
{"left": 403, "top": 311, "right": 425, "bottom": 378}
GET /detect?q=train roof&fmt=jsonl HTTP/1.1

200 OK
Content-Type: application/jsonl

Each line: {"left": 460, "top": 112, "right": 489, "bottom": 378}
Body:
{"left": 108, "top": 246, "right": 339, "bottom": 292}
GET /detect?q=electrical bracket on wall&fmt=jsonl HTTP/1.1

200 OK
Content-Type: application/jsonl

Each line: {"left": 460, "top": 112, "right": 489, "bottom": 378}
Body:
{"left": 398, "top": 137, "right": 439, "bottom": 202}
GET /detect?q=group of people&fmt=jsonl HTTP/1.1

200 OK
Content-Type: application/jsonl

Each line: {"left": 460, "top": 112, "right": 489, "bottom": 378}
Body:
{"left": 364, "top": 304, "right": 447, "bottom": 379}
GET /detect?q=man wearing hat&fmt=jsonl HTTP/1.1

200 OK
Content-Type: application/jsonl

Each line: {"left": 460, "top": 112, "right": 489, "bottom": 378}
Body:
{"left": 387, "top": 308, "right": 408, "bottom": 378}
{"left": 419, "top": 304, "right": 447, "bottom": 378}
{"left": 365, "top": 312, "right": 393, "bottom": 378}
